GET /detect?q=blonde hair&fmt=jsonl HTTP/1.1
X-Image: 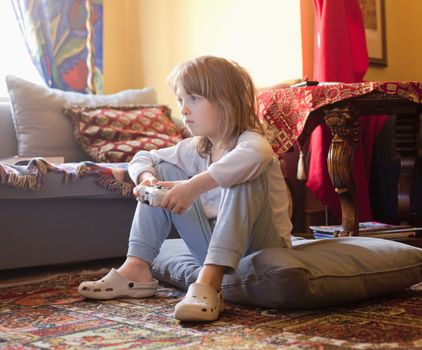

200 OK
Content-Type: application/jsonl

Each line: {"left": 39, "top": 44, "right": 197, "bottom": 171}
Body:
{"left": 167, "top": 56, "right": 264, "bottom": 156}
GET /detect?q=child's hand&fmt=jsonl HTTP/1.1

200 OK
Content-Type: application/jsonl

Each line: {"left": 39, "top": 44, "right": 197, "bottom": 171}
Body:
{"left": 133, "top": 174, "right": 159, "bottom": 198}
{"left": 159, "top": 180, "right": 197, "bottom": 214}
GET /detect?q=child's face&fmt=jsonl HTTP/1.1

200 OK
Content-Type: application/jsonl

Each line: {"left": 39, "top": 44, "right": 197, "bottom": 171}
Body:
{"left": 176, "top": 84, "right": 222, "bottom": 141}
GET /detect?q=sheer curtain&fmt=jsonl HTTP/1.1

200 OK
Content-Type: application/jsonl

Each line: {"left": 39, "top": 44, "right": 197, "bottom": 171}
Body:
{"left": 11, "top": 0, "right": 103, "bottom": 94}
{"left": 0, "top": 1, "right": 42, "bottom": 98}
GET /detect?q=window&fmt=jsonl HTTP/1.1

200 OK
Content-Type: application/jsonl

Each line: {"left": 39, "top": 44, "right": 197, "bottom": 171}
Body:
{"left": 0, "top": 1, "right": 43, "bottom": 99}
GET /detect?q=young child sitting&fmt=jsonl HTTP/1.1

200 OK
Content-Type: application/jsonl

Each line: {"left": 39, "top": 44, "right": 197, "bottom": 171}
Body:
{"left": 78, "top": 55, "right": 292, "bottom": 322}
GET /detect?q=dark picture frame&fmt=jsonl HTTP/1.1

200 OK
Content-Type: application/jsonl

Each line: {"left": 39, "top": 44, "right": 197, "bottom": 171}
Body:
{"left": 359, "top": 0, "right": 387, "bottom": 67}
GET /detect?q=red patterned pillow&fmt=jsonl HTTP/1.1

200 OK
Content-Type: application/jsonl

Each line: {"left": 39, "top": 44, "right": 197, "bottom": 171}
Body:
{"left": 64, "top": 105, "right": 183, "bottom": 162}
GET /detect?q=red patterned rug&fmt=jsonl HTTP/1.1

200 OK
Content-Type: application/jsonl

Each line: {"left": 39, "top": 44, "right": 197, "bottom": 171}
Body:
{"left": 1, "top": 272, "right": 421, "bottom": 349}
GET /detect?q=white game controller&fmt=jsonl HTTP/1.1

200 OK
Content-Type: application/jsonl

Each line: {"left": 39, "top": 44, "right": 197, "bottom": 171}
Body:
{"left": 137, "top": 185, "right": 169, "bottom": 207}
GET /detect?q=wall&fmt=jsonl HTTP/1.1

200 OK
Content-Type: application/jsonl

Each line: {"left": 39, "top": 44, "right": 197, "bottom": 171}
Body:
{"left": 103, "top": 0, "right": 303, "bottom": 114}
{"left": 100, "top": 0, "right": 422, "bottom": 104}
{"left": 364, "top": 0, "right": 422, "bottom": 82}
{"left": 300, "top": 0, "right": 314, "bottom": 80}
{"left": 103, "top": 0, "right": 135, "bottom": 93}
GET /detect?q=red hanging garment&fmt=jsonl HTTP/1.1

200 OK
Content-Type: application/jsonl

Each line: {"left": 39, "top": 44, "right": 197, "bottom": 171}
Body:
{"left": 308, "top": 0, "right": 388, "bottom": 221}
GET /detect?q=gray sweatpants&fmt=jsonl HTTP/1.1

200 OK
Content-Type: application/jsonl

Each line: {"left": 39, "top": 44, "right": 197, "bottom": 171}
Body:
{"left": 127, "top": 161, "right": 284, "bottom": 273}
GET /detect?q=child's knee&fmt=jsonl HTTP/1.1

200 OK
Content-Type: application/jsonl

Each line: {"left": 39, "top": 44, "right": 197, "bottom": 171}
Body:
{"left": 218, "top": 176, "right": 268, "bottom": 218}
{"left": 223, "top": 174, "right": 268, "bottom": 198}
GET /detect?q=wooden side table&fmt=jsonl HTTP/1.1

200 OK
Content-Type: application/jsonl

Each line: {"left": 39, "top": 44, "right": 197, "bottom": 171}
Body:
{"left": 309, "top": 92, "right": 421, "bottom": 236}
{"left": 258, "top": 81, "right": 422, "bottom": 237}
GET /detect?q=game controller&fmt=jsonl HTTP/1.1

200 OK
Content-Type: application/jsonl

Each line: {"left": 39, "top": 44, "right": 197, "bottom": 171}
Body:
{"left": 137, "top": 185, "right": 169, "bottom": 207}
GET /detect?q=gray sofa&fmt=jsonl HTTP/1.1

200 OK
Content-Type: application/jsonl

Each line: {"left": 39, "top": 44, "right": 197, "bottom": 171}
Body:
{"left": 0, "top": 73, "right": 173, "bottom": 271}
{"left": 0, "top": 99, "right": 138, "bottom": 270}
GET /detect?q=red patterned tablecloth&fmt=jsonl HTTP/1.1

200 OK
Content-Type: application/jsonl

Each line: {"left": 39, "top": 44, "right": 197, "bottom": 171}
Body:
{"left": 257, "top": 82, "right": 422, "bottom": 157}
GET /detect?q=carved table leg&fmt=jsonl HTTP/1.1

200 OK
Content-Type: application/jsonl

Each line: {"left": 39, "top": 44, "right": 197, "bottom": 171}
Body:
{"left": 324, "top": 105, "right": 361, "bottom": 236}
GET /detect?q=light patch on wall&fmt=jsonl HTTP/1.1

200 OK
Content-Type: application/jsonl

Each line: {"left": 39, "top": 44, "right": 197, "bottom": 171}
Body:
{"left": 167, "top": 0, "right": 303, "bottom": 87}
{"left": 104, "top": 0, "right": 303, "bottom": 113}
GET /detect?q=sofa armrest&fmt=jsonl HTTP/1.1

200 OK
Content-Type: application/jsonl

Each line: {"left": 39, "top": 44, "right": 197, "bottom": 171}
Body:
{"left": 0, "top": 101, "right": 17, "bottom": 158}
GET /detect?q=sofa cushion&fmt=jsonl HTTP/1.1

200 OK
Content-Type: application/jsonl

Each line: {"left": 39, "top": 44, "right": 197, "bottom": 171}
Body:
{"left": 151, "top": 237, "right": 422, "bottom": 309}
{"left": 64, "top": 105, "right": 183, "bottom": 163}
{"left": 6, "top": 75, "right": 157, "bottom": 162}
